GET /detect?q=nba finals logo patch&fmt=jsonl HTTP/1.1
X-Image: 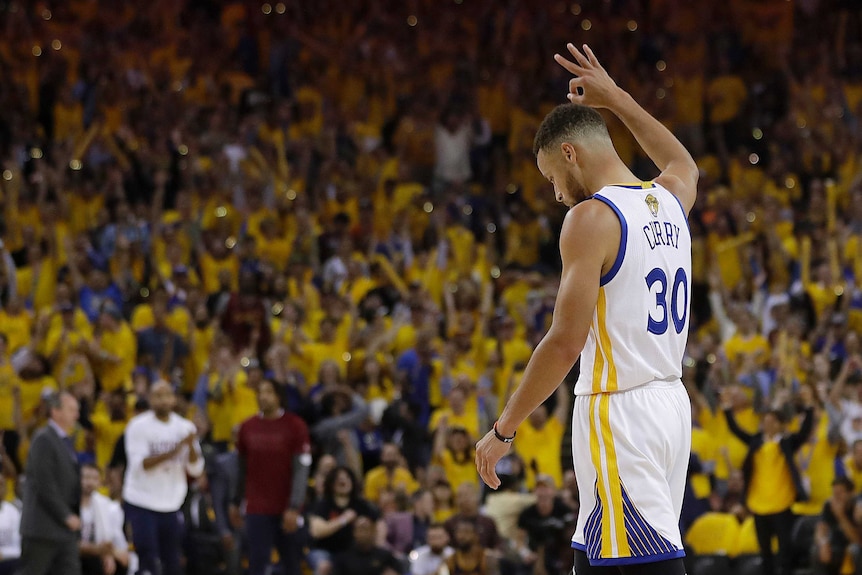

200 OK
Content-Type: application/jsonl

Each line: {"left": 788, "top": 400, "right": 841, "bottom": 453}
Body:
{"left": 645, "top": 194, "right": 659, "bottom": 217}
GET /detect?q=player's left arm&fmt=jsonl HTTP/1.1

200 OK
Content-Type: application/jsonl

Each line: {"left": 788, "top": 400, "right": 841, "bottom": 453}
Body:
{"left": 476, "top": 200, "right": 618, "bottom": 489}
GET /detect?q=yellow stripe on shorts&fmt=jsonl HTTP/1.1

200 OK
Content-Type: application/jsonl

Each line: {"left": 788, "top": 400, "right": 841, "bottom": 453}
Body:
{"left": 589, "top": 394, "right": 630, "bottom": 558}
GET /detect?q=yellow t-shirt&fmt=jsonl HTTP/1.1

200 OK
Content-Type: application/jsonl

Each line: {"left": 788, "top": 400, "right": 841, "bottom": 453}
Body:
{"left": 805, "top": 283, "right": 839, "bottom": 321}
{"left": 363, "top": 467, "right": 420, "bottom": 503}
{"left": 707, "top": 75, "right": 747, "bottom": 124}
{"left": 428, "top": 408, "right": 480, "bottom": 441}
{"left": 0, "top": 365, "right": 18, "bottom": 429}
{"left": 731, "top": 516, "right": 761, "bottom": 557}
{"left": 96, "top": 323, "right": 137, "bottom": 392}
{"left": 199, "top": 253, "right": 239, "bottom": 295}
{"left": 674, "top": 74, "right": 705, "bottom": 124}
{"left": 436, "top": 449, "right": 479, "bottom": 490}
{"left": 44, "top": 324, "right": 93, "bottom": 380}
{"left": 206, "top": 371, "right": 253, "bottom": 443}
{"left": 297, "top": 341, "right": 347, "bottom": 383}
{"left": 747, "top": 440, "right": 796, "bottom": 515}
{"left": 69, "top": 194, "right": 105, "bottom": 234}
{"left": 685, "top": 512, "right": 740, "bottom": 556}
{"left": 90, "top": 410, "right": 128, "bottom": 470}
{"left": 690, "top": 426, "right": 718, "bottom": 499}
{"left": 17, "top": 258, "right": 59, "bottom": 311}
{"left": 0, "top": 309, "right": 33, "bottom": 353}
{"left": 724, "top": 333, "right": 771, "bottom": 367}
{"left": 130, "top": 305, "right": 192, "bottom": 340}
{"left": 19, "top": 376, "right": 58, "bottom": 421}
{"left": 257, "top": 236, "right": 294, "bottom": 271}
{"left": 701, "top": 406, "right": 760, "bottom": 480}
{"left": 792, "top": 415, "right": 838, "bottom": 516}
{"left": 515, "top": 417, "right": 564, "bottom": 489}
{"left": 505, "top": 220, "right": 544, "bottom": 268}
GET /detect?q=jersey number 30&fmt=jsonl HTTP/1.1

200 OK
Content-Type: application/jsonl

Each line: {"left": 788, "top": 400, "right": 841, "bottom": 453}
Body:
{"left": 645, "top": 267, "right": 688, "bottom": 335}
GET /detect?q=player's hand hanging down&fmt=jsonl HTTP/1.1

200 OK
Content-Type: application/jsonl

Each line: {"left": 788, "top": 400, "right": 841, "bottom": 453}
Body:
{"left": 554, "top": 44, "right": 620, "bottom": 109}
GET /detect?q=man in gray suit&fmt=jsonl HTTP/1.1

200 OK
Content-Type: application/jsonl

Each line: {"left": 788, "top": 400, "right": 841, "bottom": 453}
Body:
{"left": 19, "top": 391, "right": 82, "bottom": 575}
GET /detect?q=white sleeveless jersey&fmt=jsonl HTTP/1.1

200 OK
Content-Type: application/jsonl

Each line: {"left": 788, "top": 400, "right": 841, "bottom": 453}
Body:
{"left": 574, "top": 182, "right": 692, "bottom": 396}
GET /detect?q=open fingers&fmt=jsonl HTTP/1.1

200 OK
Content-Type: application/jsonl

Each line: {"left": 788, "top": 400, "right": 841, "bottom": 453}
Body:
{"left": 566, "top": 43, "right": 593, "bottom": 69}
{"left": 554, "top": 53, "right": 586, "bottom": 76}
{"left": 583, "top": 44, "right": 601, "bottom": 68}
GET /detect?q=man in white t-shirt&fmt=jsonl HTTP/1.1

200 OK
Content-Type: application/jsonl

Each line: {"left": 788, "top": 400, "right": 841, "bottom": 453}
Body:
{"left": 409, "top": 523, "right": 453, "bottom": 575}
{"left": 0, "top": 475, "right": 20, "bottom": 575}
{"left": 123, "top": 381, "right": 203, "bottom": 575}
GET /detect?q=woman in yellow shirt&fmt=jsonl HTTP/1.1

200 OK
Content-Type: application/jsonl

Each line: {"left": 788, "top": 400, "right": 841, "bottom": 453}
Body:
{"left": 432, "top": 416, "right": 479, "bottom": 490}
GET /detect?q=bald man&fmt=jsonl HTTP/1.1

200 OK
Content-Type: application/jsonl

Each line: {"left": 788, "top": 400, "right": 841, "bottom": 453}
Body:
{"left": 123, "top": 382, "right": 204, "bottom": 575}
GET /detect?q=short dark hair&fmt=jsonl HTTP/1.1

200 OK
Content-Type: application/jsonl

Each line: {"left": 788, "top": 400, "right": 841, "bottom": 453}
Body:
{"left": 323, "top": 466, "right": 360, "bottom": 502}
{"left": 833, "top": 476, "right": 854, "bottom": 491}
{"left": 533, "top": 103, "right": 610, "bottom": 156}
{"left": 765, "top": 409, "right": 787, "bottom": 425}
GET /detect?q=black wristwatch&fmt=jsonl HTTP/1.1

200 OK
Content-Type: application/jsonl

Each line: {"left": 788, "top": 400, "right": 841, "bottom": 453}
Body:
{"left": 493, "top": 421, "right": 516, "bottom": 443}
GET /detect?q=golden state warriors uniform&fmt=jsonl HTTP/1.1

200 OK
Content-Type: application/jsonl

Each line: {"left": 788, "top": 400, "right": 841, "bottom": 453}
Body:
{"left": 571, "top": 182, "right": 692, "bottom": 567}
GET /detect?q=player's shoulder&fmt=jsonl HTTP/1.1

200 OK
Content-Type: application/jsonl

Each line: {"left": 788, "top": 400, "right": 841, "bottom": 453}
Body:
{"left": 560, "top": 197, "right": 622, "bottom": 251}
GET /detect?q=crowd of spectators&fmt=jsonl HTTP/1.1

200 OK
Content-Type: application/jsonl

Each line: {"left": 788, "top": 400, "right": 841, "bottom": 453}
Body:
{"left": 0, "top": 0, "right": 862, "bottom": 574}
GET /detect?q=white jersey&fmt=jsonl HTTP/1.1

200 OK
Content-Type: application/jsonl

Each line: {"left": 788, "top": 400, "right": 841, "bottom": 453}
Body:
{"left": 575, "top": 182, "right": 691, "bottom": 396}
{"left": 122, "top": 411, "right": 204, "bottom": 512}
{"left": 0, "top": 501, "right": 21, "bottom": 559}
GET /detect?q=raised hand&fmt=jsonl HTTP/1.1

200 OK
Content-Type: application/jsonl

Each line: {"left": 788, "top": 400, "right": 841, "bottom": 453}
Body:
{"left": 554, "top": 44, "right": 621, "bottom": 109}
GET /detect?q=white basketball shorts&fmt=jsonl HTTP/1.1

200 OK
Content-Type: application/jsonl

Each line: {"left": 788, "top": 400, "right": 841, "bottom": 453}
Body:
{"left": 571, "top": 380, "right": 691, "bottom": 567}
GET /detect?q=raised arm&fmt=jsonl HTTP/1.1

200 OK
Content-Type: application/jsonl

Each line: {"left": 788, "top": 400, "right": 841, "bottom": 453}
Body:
{"left": 555, "top": 44, "right": 698, "bottom": 214}
{"left": 721, "top": 405, "right": 755, "bottom": 446}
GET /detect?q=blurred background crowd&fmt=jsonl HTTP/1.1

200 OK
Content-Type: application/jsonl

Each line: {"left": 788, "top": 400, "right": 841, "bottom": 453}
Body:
{"left": 0, "top": 0, "right": 861, "bottom": 574}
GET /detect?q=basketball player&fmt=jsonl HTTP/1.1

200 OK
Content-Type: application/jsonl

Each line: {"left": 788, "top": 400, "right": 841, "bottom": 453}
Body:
{"left": 475, "top": 43, "right": 697, "bottom": 575}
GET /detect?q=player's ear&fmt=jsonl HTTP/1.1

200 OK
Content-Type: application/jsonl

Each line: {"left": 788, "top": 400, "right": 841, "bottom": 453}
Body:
{"left": 560, "top": 142, "right": 576, "bottom": 164}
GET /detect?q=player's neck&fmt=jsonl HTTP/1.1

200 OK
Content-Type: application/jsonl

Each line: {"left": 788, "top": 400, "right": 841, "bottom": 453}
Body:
{"left": 585, "top": 154, "right": 640, "bottom": 194}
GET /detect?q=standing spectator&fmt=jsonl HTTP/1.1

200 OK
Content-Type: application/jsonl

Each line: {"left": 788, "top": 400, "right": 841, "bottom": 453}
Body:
{"left": 0, "top": 474, "right": 21, "bottom": 575}
{"left": 232, "top": 380, "right": 311, "bottom": 575}
{"left": 395, "top": 331, "right": 438, "bottom": 430}
{"left": 331, "top": 516, "right": 402, "bottom": 575}
{"left": 433, "top": 107, "right": 473, "bottom": 191}
{"left": 19, "top": 391, "right": 82, "bottom": 575}
{"left": 123, "top": 381, "right": 203, "bottom": 575}
{"left": 813, "top": 477, "right": 861, "bottom": 575}
{"left": 307, "top": 466, "right": 384, "bottom": 575}
{"left": 78, "top": 464, "right": 129, "bottom": 575}
{"left": 722, "top": 388, "right": 815, "bottom": 575}
{"left": 409, "top": 523, "right": 453, "bottom": 575}
{"left": 182, "top": 474, "right": 226, "bottom": 575}
{"left": 208, "top": 447, "right": 240, "bottom": 575}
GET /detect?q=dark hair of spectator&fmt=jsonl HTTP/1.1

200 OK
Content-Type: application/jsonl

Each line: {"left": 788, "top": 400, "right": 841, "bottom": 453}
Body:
{"left": 323, "top": 465, "right": 360, "bottom": 502}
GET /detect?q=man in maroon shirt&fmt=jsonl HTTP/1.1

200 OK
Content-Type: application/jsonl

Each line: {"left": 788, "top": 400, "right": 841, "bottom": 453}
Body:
{"left": 232, "top": 379, "right": 311, "bottom": 575}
